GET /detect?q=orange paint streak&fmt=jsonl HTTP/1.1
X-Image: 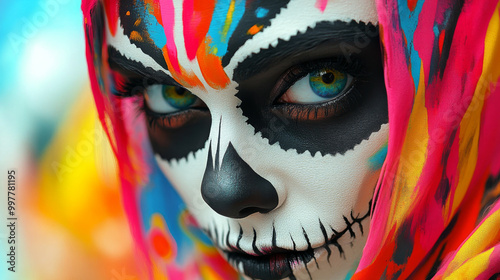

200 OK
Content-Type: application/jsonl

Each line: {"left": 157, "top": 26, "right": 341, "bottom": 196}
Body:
{"left": 196, "top": 40, "right": 230, "bottom": 90}
{"left": 134, "top": 18, "right": 141, "bottom": 27}
{"left": 247, "top": 24, "right": 263, "bottom": 35}
{"left": 144, "top": 0, "right": 164, "bottom": 26}
{"left": 161, "top": 46, "right": 204, "bottom": 89}
{"left": 130, "top": 31, "right": 143, "bottom": 42}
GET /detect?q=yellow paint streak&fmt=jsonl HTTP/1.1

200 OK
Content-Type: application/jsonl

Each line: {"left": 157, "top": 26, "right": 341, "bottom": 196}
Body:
{"left": 452, "top": 2, "right": 500, "bottom": 214}
{"left": 443, "top": 247, "right": 494, "bottom": 279}
{"left": 442, "top": 204, "right": 500, "bottom": 276}
{"left": 130, "top": 30, "right": 144, "bottom": 42}
{"left": 389, "top": 65, "right": 428, "bottom": 226}
{"left": 151, "top": 213, "right": 165, "bottom": 229}
{"left": 200, "top": 264, "right": 225, "bottom": 280}
{"left": 221, "top": 0, "right": 236, "bottom": 42}
{"left": 152, "top": 262, "right": 169, "bottom": 280}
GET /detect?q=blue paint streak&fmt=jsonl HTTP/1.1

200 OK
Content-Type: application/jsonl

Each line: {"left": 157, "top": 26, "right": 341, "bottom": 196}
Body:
{"left": 139, "top": 2, "right": 167, "bottom": 48}
{"left": 206, "top": 0, "right": 246, "bottom": 57}
{"left": 397, "top": 0, "right": 425, "bottom": 91}
{"left": 255, "top": 7, "right": 269, "bottom": 18}
{"left": 147, "top": 20, "right": 167, "bottom": 49}
{"left": 369, "top": 145, "right": 388, "bottom": 170}
{"left": 433, "top": 24, "right": 440, "bottom": 37}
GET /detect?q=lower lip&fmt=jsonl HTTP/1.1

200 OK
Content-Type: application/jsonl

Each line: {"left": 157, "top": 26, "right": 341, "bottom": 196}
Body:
{"left": 225, "top": 247, "right": 319, "bottom": 280}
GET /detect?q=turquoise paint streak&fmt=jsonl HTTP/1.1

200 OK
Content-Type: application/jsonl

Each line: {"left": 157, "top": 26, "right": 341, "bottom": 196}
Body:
{"left": 207, "top": 0, "right": 246, "bottom": 57}
{"left": 344, "top": 268, "right": 355, "bottom": 280}
{"left": 139, "top": 2, "right": 167, "bottom": 48}
{"left": 397, "top": 0, "right": 425, "bottom": 91}
{"left": 255, "top": 7, "right": 269, "bottom": 18}
{"left": 369, "top": 144, "right": 388, "bottom": 170}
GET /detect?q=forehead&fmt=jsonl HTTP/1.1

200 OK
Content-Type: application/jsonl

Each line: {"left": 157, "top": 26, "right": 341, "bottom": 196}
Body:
{"left": 103, "top": 0, "right": 378, "bottom": 90}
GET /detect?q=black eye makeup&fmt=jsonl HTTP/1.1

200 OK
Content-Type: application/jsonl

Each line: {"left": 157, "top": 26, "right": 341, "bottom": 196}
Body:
{"left": 105, "top": 20, "right": 387, "bottom": 159}
{"left": 271, "top": 57, "right": 365, "bottom": 121}
{"left": 235, "top": 20, "right": 388, "bottom": 156}
{"left": 107, "top": 47, "right": 212, "bottom": 161}
{"left": 107, "top": 47, "right": 209, "bottom": 130}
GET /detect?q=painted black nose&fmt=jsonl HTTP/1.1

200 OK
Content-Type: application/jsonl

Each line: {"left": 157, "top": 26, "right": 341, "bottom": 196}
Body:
{"left": 201, "top": 141, "right": 279, "bottom": 219}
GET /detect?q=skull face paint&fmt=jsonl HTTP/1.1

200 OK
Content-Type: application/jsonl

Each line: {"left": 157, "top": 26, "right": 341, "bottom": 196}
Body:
{"left": 91, "top": 0, "right": 388, "bottom": 279}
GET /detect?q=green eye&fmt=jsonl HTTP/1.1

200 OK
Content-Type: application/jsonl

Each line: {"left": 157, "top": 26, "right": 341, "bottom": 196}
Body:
{"left": 278, "top": 67, "right": 352, "bottom": 105}
{"left": 162, "top": 85, "right": 197, "bottom": 109}
{"left": 309, "top": 68, "right": 348, "bottom": 98}
{"left": 144, "top": 84, "right": 200, "bottom": 114}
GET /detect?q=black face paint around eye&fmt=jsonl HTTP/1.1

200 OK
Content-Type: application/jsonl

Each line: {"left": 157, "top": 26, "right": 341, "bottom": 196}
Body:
{"left": 119, "top": 0, "right": 169, "bottom": 70}
{"left": 221, "top": 0, "right": 291, "bottom": 67}
{"left": 107, "top": 46, "right": 181, "bottom": 94}
{"left": 235, "top": 20, "right": 388, "bottom": 157}
{"left": 147, "top": 110, "right": 211, "bottom": 161}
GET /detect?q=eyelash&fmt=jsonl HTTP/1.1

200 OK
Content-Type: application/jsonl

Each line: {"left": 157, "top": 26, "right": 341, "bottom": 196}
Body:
{"left": 111, "top": 75, "right": 200, "bottom": 129}
{"left": 273, "top": 57, "right": 366, "bottom": 120}
{"left": 141, "top": 101, "right": 208, "bottom": 129}
{"left": 279, "top": 88, "right": 362, "bottom": 120}
{"left": 112, "top": 56, "right": 366, "bottom": 127}
{"left": 111, "top": 74, "right": 145, "bottom": 97}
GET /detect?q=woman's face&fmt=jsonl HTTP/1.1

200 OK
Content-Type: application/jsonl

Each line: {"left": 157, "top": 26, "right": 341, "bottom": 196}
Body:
{"left": 100, "top": 0, "right": 388, "bottom": 279}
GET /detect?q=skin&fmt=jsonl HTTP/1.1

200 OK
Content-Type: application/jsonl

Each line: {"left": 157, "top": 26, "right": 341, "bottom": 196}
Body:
{"left": 95, "top": 0, "right": 389, "bottom": 279}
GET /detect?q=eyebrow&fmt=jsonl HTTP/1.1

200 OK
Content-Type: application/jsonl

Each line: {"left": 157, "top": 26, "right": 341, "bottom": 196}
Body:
{"left": 232, "top": 20, "right": 379, "bottom": 82}
{"left": 107, "top": 46, "right": 181, "bottom": 87}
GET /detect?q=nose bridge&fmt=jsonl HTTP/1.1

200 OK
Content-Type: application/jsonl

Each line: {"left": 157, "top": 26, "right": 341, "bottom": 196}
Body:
{"left": 204, "top": 93, "right": 249, "bottom": 163}
{"left": 201, "top": 120, "right": 279, "bottom": 219}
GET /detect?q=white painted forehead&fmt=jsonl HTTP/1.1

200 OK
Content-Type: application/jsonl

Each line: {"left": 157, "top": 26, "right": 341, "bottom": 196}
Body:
{"left": 225, "top": 0, "right": 378, "bottom": 76}
{"left": 106, "top": 0, "right": 378, "bottom": 84}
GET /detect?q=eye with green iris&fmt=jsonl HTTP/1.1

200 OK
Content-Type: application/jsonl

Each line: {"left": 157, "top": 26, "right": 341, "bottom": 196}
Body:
{"left": 309, "top": 69, "right": 348, "bottom": 98}
{"left": 278, "top": 66, "right": 353, "bottom": 105}
{"left": 144, "top": 84, "right": 201, "bottom": 114}
{"left": 162, "top": 85, "right": 197, "bottom": 109}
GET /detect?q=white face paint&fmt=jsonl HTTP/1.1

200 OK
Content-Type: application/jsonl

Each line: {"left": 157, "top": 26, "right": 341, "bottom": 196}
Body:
{"left": 106, "top": 0, "right": 386, "bottom": 279}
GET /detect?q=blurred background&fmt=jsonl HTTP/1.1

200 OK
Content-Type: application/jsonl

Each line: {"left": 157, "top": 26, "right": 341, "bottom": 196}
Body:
{"left": 0, "top": 0, "right": 140, "bottom": 279}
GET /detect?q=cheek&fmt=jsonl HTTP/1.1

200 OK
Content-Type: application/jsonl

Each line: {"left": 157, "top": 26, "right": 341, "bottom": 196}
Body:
{"left": 153, "top": 121, "right": 388, "bottom": 222}
{"left": 264, "top": 123, "right": 388, "bottom": 217}
{"left": 155, "top": 143, "right": 211, "bottom": 215}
